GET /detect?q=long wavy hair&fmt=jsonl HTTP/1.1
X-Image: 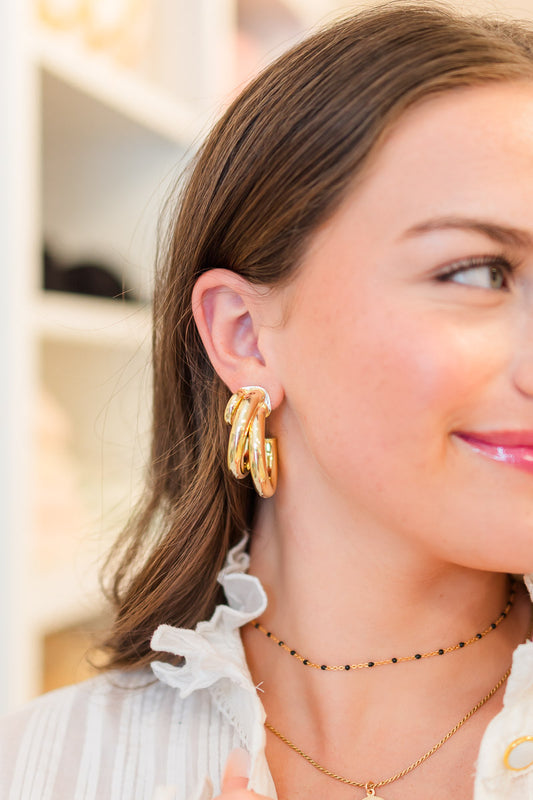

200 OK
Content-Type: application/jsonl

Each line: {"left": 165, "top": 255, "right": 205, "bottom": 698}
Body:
{"left": 102, "top": 2, "right": 533, "bottom": 670}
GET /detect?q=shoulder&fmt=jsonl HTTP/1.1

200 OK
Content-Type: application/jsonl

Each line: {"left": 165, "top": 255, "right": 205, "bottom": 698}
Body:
{"left": 0, "top": 669, "right": 236, "bottom": 799}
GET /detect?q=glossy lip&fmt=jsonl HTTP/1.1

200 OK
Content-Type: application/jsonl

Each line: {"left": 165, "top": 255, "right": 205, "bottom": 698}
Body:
{"left": 456, "top": 431, "right": 533, "bottom": 474}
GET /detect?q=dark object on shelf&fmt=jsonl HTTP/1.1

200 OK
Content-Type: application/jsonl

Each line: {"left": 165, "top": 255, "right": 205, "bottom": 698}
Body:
{"left": 44, "top": 247, "right": 137, "bottom": 301}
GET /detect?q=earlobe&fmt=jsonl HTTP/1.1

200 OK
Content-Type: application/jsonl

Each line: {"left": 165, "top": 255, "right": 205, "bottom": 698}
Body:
{"left": 191, "top": 269, "right": 283, "bottom": 406}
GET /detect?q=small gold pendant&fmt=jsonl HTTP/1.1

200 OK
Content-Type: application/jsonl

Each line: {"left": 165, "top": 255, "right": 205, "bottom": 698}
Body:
{"left": 363, "top": 782, "right": 386, "bottom": 799}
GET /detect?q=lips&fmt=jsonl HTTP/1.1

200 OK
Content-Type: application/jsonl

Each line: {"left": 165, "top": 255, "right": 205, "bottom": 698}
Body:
{"left": 456, "top": 431, "right": 533, "bottom": 474}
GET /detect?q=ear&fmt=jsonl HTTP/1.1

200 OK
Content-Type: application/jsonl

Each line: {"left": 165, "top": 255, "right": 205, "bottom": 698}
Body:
{"left": 191, "top": 269, "right": 284, "bottom": 408}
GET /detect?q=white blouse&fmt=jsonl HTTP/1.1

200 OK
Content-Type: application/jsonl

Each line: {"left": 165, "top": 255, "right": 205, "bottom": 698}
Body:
{"left": 1, "top": 539, "right": 533, "bottom": 800}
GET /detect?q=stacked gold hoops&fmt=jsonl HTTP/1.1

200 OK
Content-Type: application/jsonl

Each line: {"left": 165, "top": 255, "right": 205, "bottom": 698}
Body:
{"left": 224, "top": 386, "right": 278, "bottom": 498}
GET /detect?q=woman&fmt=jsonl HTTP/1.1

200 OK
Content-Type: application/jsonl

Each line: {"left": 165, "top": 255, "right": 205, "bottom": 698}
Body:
{"left": 2, "top": 3, "right": 533, "bottom": 799}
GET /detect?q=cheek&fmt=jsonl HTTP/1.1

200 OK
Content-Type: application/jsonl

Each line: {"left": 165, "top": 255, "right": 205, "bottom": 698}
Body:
{"left": 358, "top": 315, "right": 508, "bottom": 456}
{"left": 289, "top": 303, "right": 507, "bottom": 465}
{"left": 362, "top": 322, "right": 466, "bottom": 422}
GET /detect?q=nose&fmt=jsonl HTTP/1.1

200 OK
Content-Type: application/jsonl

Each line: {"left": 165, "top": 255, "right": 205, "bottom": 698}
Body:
{"left": 511, "top": 295, "right": 533, "bottom": 398}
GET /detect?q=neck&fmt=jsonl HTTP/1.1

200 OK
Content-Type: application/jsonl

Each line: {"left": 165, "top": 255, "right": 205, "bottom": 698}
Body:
{"left": 247, "top": 493, "right": 515, "bottom": 664}
{"left": 241, "top": 488, "right": 531, "bottom": 783}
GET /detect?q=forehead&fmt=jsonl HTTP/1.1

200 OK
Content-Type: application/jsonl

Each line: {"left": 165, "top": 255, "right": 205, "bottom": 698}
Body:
{"left": 300, "top": 81, "right": 533, "bottom": 258}
{"left": 356, "top": 82, "right": 533, "bottom": 219}
{"left": 291, "top": 82, "right": 533, "bottom": 286}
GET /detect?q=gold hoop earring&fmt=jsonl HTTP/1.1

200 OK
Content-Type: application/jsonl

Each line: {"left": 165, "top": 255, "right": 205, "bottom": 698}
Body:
{"left": 224, "top": 386, "right": 278, "bottom": 498}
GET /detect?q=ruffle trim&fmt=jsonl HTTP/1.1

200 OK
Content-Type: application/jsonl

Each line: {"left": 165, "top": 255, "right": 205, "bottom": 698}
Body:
{"left": 150, "top": 537, "right": 267, "bottom": 697}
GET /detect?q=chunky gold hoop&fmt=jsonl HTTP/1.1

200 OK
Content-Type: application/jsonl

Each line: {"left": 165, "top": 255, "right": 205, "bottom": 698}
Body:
{"left": 224, "top": 386, "right": 278, "bottom": 498}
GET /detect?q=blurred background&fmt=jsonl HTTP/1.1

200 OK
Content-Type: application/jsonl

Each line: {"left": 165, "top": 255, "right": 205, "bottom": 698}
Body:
{"left": 2, "top": 0, "right": 533, "bottom": 714}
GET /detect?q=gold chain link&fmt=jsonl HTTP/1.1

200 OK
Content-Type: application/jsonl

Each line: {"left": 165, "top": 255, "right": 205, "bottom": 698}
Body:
{"left": 266, "top": 665, "right": 511, "bottom": 791}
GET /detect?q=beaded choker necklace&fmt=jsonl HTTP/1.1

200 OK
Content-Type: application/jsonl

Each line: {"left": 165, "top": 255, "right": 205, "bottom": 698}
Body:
{"left": 251, "top": 578, "right": 516, "bottom": 671}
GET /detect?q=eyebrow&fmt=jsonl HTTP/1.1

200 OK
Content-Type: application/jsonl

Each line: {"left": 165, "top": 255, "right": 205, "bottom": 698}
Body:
{"left": 402, "top": 217, "right": 532, "bottom": 248}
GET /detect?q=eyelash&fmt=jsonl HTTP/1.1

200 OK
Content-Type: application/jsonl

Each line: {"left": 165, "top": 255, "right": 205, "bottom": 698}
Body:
{"left": 436, "top": 254, "right": 519, "bottom": 289}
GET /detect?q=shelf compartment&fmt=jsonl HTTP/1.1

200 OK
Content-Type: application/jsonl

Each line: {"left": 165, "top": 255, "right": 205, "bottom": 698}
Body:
{"left": 31, "top": 25, "right": 198, "bottom": 146}
{"left": 33, "top": 291, "right": 152, "bottom": 347}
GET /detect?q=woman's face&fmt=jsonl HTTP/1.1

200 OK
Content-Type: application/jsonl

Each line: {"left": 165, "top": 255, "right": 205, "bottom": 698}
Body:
{"left": 266, "top": 82, "right": 533, "bottom": 574}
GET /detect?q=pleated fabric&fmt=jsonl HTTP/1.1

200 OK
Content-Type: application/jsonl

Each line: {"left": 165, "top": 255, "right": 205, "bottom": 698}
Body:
{"left": 0, "top": 670, "right": 244, "bottom": 800}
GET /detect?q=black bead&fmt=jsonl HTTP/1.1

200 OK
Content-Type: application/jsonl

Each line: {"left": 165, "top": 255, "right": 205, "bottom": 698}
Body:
{"left": 254, "top": 623, "right": 260, "bottom": 628}
{"left": 392, "top": 657, "right": 398, "bottom": 663}
{"left": 278, "top": 641, "right": 284, "bottom": 646}
{"left": 321, "top": 665, "right": 327, "bottom": 670}
{"left": 459, "top": 642, "right": 465, "bottom": 648}
{"left": 415, "top": 654, "right": 422, "bottom": 659}
{"left": 303, "top": 659, "right": 309, "bottom": 665}
{"left": 345, "top": 665, "right": 350, "bottom": 670}
{"left": 267, "top": 631, "right": 272, "bottom": 637}
{"left": 502, "top": 612, "right": 507, "bottom": 618}
{"left": 476, "top": 633, "right": 482, "bottom": 639}
{"left": 491, "top": 623, "right": 497, "bottom": 629}
{"left": 438, "top": 649, "right": 444, "bottom": 655}
{"left": 290, "top": 650, "right": 296, "bottom": 656}
{"left": 368, "top": 661, "right": 375, "bottom": 667}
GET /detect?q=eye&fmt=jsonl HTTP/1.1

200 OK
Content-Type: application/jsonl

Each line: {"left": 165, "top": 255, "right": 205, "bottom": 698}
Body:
{"left": 437, "top": 256, "right": 515, "bottom": 290}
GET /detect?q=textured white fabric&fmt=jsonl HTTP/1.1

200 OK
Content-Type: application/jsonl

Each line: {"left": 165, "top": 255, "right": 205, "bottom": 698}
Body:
{"left": 0, "top": 538, "right": 532, "bottom": 800}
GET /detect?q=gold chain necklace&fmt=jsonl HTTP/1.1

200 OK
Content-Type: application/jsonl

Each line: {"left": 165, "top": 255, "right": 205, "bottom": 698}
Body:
{"left": 266, "top": 666, "right": 510, "bottom": 799}
{"left": 252, "top": 579, "right": 516, "bottom": 671}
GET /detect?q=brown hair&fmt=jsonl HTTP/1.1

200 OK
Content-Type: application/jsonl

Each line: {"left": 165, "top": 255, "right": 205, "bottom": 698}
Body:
{"left": 102, "top": 2, "right": 533, "bottom": 669}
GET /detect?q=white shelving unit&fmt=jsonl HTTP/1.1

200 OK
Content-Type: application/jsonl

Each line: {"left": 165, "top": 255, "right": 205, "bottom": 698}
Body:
{"left": 1, "top": 0, "right": 329, "bottom": 713}
{"left": 0, "top": 0, "right": 238, "bottom": 712}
